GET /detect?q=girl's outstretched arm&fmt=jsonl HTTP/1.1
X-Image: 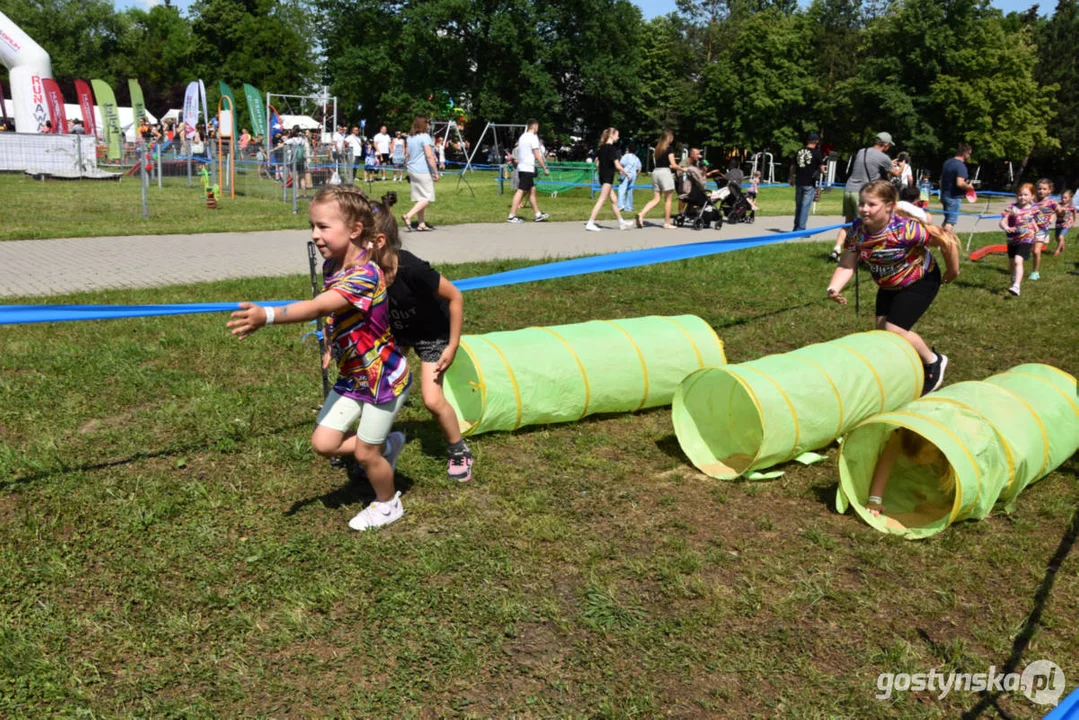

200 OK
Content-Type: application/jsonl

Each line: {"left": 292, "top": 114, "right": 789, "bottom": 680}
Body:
{"left": 433, "top": 277, "right": 464, "bottom": 376}
{"left": 825, "top": 250, "right": 858, "bottom": 305}
{"left": 867, "top": 432, "right": 903, "bottom": 517}
{"left": 227, "top": 290, "right": 350, "bottom": 340}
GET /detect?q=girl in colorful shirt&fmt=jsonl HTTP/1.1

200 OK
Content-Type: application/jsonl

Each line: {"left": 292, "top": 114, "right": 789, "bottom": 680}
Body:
{"left": 1054, "top": 188, "right": 1074, "bottom": 257}
{"left": 1030, "top": 178, "right": 1059, "bottom": 280}
{"left": 826, "top": 180, "right": 960, "bottom": 396}
{"left": 998, "top": 183, "right": 1039, "bottom": 297}
{"left": 228, "top": 185, "right": 413, "bottom": 531}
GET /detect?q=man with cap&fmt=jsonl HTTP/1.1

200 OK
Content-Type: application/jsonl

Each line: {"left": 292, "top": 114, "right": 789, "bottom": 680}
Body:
{"left": 829, "top": 132, "right": 902, "bottom": 261}
{"left": 793, "top": 131, "right": 826, "bottom": 231}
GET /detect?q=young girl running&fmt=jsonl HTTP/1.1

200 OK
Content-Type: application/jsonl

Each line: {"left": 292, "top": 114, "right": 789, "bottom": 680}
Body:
{"left": 585, "top": 128, "right": 632, "bottom": 232}
{"left": 228, "top": 185, "right": 412, "bottom": 531}
{"left": 1054, "top": 188, "right": 1074, "bottom": 256}
{"left": 826, "top": 180, "right": 960, "bottom": 396}
{"left": 998, "top": 183, "right": 1039, "bottom": 297}
{"left": 1030, "top": 178, "right": 1059, "bottom": 280}
{"left": 373, "top": 193, "right": 474, "bottom": 481}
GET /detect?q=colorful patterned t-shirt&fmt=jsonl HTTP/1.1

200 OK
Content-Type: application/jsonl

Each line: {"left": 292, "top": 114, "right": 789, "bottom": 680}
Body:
{"left": 1034, "top": 198, "right": 1059, "bottom": 232}
{"left": 1003, "top": 203, "right": 1039, "bottom": 245}
{"left": 1056, "top": 203, "right": 1076, "bottom": 231}
{"left": 324, "top": 259, "right": 411, "bottom": 405}
{"left": 846, "top": 214, "right": 935, "bottom": 290}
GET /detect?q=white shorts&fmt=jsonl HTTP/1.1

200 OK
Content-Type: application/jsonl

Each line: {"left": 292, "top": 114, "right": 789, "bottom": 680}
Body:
{"left": 315, "top": 389, "right": 409, "bottom": 445}
{"left": 410, "top": 173, "right": 436, "bottom": 202}
{"left": 1034, "top": 230, "right": 1050, "bottom": 244}
{"left": 651, "top": 167, "right": 675, "bottom": 193}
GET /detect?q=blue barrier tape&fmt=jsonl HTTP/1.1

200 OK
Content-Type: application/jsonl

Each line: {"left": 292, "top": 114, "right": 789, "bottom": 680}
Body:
{"left": 0, "top": 224, "right": 845, "bottom": 325}
{"left": 1043, "top": 685, "right": 1079, "bottom": 719}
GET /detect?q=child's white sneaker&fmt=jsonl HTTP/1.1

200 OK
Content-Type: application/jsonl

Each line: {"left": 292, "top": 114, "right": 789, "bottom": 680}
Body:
{"left": 585, "top": 222, "right": 602, "bottom": 232}
{"left": 620, "top": 220, "right": 633, "bottom": 230}
{"left": 349, "top": 491, "right": 404, "bottom": 531}
{"left": 1007, "top": 284, "right": 1021, "bottom": 296}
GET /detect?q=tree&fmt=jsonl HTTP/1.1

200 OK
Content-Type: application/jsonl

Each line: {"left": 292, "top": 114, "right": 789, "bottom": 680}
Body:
{"left": 1036, "top": 0, "right": 1079, "bottom": 173}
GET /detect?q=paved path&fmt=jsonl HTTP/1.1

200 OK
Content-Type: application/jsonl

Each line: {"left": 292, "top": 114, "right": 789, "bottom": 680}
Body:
{"left": 0, "top": 213, "right": 991, "bottom": 298}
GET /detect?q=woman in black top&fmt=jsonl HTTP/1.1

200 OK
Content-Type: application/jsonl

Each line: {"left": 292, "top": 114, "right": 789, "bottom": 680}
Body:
{"left": 584, "top": 128, "right": 632, "bottom": 231}
{"left": 635, "top": 129, "right": 682, "bottom": 229}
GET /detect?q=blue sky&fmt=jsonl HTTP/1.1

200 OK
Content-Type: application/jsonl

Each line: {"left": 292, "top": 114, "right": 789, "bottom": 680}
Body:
{"left": 114, "top": 0, "right": 1047, "bottom": 15}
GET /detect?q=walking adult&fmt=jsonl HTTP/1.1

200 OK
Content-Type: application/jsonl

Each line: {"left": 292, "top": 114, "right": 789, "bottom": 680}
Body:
{"left": 506, "top": 119, "right": 551, "bottom": 223}
{"left": 829, "top": 132, "right": 901, "bottom": 262}
{"left": 401, "top": 115, "right": 439, "bottom": 232}
{"left": 584, "top": 127, "right": 632, "bottom": 231}
{"left": 792, "top": 132, "right": 826, "bottom": 231}
{"left": 939, "top": 142, "right": 973, "bottom": 233}
{"left": 635, "top": 130, "right": 682, "bottom": 229}
{"left": 344, "top": 126, "right": 363, "bottom": 182}
{"left": 373, "top": 124, "right": 392, "bottom": 181}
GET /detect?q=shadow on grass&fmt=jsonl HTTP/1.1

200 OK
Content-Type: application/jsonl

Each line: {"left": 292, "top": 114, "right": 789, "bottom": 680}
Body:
{"left": 285, "top": 465, "right": 417, "bottom": 516}
{"left": 0, "top": 420, "right": 311, "bottom": 490}
{"left": 958, "top": 459, "right": 1078, "bottom": 719}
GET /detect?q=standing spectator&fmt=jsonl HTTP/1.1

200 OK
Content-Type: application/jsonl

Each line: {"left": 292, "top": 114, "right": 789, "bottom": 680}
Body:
{"left": 391, "top": 131, "right": 406, "bottom": 181}
{"left": 401, "top": 115, "right": 439, "bottom": 232}
{"left": 506, "top": 119, "right": 551, "bottom": 223}
{"left": 635, "top": 130, "right": 682, "bottom": 229}
{"left": 70, "top": 118, "right": 86, "bottom": 134}
{"left": 618, "top": 143, "right": 641, "bottom": 213}
{"left": 433, "top": 135, "right": 447, "bottom": 171}
{"left": 792, "top": 132, "right": 825, "bottom": 231}
{"left": 939, "top": 142, "right": 973, "bottom": 233}
{"left": 239, "top": 128, "right": 251, "bottom": 158}
{"left": 345, "top": 126, "right": 363, "bottom": 181}
{"left": 373, "top": 124, "right": 392, "bottom": 181}
{"left": 893, "top": 151, "right": 914, "bottom": 188}
{"left": 829, "top": 132, "right": 901, "bottom": 261}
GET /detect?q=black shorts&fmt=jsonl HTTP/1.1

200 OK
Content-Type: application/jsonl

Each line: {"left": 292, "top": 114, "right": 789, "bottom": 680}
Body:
{"left": 379, "top": 153, "right": 390, "bottom": 165}
{"left": 518, "top": 171, "right": 535, "bottom": 191}
{"left": 599, "top": 171, "right": 615, "bottom": 186}
{"left": 1008, "top": 243, "right": 1032, "bottom": 260}
{"left": 400, "top": 337, "right": 449, "bottom": 363}
{"left": 875, "top": 264, "right": 941, "bottom": 330}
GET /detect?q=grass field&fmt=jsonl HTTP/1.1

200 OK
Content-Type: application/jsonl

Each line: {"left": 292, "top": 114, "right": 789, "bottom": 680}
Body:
{"left": 1, "top": 233, "right": 1076, "bottom": 717}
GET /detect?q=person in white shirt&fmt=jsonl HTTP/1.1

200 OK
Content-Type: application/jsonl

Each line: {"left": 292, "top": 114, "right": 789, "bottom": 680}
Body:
{"left": 506, "top": 119, "right": 551, "bottom": 223}
{"left": 344, "top": 126, "right": 364, "bottom": 182}
{"left": 373, "top": 125, "right": 392, "bottom": 181}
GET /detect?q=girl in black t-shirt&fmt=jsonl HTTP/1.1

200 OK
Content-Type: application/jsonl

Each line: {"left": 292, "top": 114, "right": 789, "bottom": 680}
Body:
{"left": 584, "top": 128, "right": 633, "bottom": 232}
{"left": 373, "top": 194, "right": 474, "bottom": 482}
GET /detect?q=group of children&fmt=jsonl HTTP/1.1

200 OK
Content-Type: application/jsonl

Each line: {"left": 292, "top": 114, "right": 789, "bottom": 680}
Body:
{"left": 999, "top": 179, "right": 1073, "bottom": 296}
{"left": 228, "top": 185, "right": 470, "bottom": 531}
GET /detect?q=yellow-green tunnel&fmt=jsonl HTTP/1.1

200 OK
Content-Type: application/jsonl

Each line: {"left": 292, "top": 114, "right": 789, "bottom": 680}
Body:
{"left": 442, "top": 315, "right": 726, "bottom": 436}
{"left": 672, "top": 331, "right": 924, "bottom": 479}
{"left": 838, "top": 364, "right": 1078, "bottom": 538}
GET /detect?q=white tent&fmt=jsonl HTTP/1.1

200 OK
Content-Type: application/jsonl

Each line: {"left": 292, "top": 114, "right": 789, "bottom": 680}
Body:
{"left": 2, "top": 98, "right": 158, "bottom": 142}
{"left": 278, "top": 114, "right": 321, "bottom": 131}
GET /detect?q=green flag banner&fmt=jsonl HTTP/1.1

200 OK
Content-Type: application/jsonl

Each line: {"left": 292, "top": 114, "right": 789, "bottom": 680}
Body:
{"left": 90, "top": 79, "right": 122, "bottom": 160}
{"left": 218, "top": 82, "right": 237, "bottom": 130}
{"left": 243, "top": 83, "right": 266, "bottom": 141}
{"left": 128, "top": 78, "right": 146, "bottom": 126}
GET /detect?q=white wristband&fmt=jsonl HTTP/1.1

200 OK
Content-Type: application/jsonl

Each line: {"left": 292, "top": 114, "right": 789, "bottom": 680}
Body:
{"left": 868, "top": 495, "right": 883, "bottom": 505}
{"left": 263, "top": 306, "right": 275, "bottom": 325}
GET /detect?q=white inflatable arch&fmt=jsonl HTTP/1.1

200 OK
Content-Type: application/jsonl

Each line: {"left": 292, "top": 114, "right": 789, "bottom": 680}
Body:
{"left": 0, "top": 9, "right": 53, "bottom": 132}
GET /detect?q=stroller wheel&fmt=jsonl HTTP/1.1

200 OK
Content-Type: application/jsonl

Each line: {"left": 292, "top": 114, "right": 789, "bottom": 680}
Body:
{"left": 692, "top": 217, "right": 703, "bottom": 230}
{"left": 747, "top": 211, "right": 755, "bottom": 224}
{"left": 676, "top": 215, "right": 685, "bottom": 227}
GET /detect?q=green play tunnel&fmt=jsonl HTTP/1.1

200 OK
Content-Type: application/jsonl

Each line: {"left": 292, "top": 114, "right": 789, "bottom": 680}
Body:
{"left": 443, "top": 315, "right": 726, "bottom": 436}
{"left": 838, "top": 364, "right": 1078, "bottom": 539}
{"left": 672, "top": 331, "right": 924, "bottom": 479}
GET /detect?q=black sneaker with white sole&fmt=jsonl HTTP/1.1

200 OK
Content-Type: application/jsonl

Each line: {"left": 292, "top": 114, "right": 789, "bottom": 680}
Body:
{"left": 921, "top": 351, "right": 948, "bottom": 396}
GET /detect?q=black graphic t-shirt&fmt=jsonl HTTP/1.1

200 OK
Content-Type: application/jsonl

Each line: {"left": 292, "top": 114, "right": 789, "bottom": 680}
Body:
{"left": 386, "top": 250, "right": 450, "bottom": 344}
{"left": 794, "top": 145, "right": 824, "bottom": 186}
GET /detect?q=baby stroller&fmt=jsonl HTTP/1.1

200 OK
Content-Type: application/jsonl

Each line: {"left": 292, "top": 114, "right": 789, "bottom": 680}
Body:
{"left": 674, "top": 168, "right": 723, "bottom": 230}
{"left": 715, "top": 181, "right": 755, "bottom": 224}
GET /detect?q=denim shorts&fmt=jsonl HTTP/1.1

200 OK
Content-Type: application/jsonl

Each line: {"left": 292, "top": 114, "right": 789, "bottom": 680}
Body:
{"left": 941, "top": 196, "right": 961, "bottom": 226}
